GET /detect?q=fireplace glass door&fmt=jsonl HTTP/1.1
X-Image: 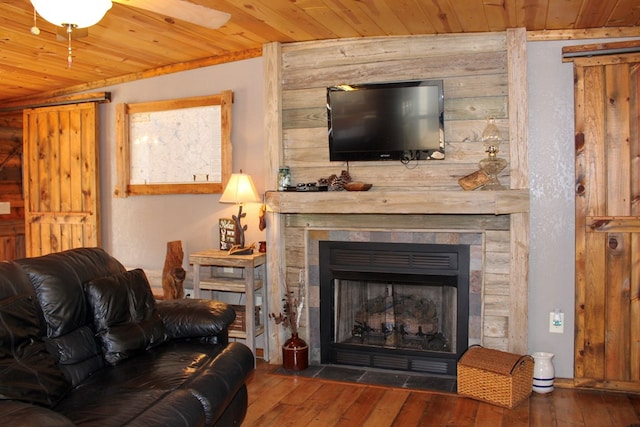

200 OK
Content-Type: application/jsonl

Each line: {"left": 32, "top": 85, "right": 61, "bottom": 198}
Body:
{"left": 334, "top": 280, "right": 457, "bottom": 354}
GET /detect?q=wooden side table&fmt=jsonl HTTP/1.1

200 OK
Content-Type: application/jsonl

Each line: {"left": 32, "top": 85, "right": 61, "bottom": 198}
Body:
{"left": 188, "top": 249, "right": 268, "bottom": 361}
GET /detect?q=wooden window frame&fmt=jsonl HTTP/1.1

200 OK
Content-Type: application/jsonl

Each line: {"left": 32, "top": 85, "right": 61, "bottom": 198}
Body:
{"left": 115, "top": 91, "right": 233, "bottom": 197}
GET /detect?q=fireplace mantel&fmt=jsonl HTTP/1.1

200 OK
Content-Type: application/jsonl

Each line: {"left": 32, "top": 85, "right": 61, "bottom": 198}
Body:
{"left": 266, "top": 189, "right": 530, "bottom": 215}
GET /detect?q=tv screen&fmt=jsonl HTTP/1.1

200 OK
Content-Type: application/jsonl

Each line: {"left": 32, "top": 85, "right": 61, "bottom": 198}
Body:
{"left": 327, "top": 80, "right": 444, "bottom": 162}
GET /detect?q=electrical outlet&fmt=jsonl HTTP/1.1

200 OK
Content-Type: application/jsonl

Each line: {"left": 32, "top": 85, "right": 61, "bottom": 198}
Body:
{"left": 0, "top": 202, "right": 10, "bottom": 215}
{"left": 549, "top": 311, "right": 564, "bottom": 333}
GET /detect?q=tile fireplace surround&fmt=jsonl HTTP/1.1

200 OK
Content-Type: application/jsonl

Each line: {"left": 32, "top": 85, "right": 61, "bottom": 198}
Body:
{"left": 264, "top": 190, "right": 530, "bottom": 365}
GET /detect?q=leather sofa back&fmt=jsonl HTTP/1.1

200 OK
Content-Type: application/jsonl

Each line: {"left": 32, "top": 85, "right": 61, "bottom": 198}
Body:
{"left": 15, "top": 248, "right": 126, "bottom": 386}
{"left": 0, "top": 261, "right": 36, "bottom": 300}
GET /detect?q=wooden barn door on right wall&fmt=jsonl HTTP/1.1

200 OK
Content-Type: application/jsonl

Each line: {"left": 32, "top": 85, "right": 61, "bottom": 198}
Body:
{"left": 571, "top": 45, "right": 640, "bottom": 392}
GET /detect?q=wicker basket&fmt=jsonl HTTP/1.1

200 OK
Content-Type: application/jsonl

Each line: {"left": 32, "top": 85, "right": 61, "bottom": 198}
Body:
{"left": 457, "top": 346, "right": 534, "bottom": 408}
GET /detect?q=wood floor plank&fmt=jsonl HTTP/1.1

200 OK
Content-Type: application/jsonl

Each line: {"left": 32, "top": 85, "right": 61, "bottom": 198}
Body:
{"left": 500, "top": 398, "right": 530, "bottom": 427}
{"left": 245, "top": 370, "right": 286, "bottom": 405}
{"left": 421, "top": 393, "right": 458, "bottom": 426}
{"left": 601, "top": 393, "right": 640, "bottom": 426}
{"left": 281, "top": 377, "right": 325, "bottom": 406}
{"left": 473, "top": 401, "right": 504, "bottom": 427}
{"left": 630, "top": 393, "right": 640, "bottom": 419}
{"left": 244, "top": 361, "right": 640, "bottom": 427}
{"left": 576, "top": 390, "right": 614, "bottom": 427}
{"left": 553, "top": 387, "right": 585, "bottom": 426}
{"left": 391, "top": 392, "right": 433, "bottom": 427}
{"left": 362, "top": 388, "right": 410, "bottom": 427}
{"left": 264, "top": 378, "right": 328, "bottom": 427}
{"left": 244, "top": 373, "right": 305, "bottom": 425}
{"left": 268, "top": 401, "right": 321, "bottom": 426}
{"left": 529, "top": 392, "right": 556, "bottom": 427}
{"left": 306, "top": 382, "right": 367, "bottom": 426}
{"left": 335, "top": 386, "right": 387, "bottom": 427}
{"left": 445, "top": 396, "right": 479, "bottom": 426}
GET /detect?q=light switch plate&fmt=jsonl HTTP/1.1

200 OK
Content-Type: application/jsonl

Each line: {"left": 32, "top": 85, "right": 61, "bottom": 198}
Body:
{"left": 0, "top": 202, "right": 10, "bottom": 215}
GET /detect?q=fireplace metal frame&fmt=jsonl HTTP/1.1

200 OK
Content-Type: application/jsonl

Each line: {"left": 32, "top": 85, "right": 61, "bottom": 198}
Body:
{"left": 319, "top": 240, "right": 470, "bottom": 376}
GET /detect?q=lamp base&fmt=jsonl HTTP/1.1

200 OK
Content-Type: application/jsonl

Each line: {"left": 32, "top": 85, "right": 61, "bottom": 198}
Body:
{"left": 478, "top": 155, "right": 507, "bottom": 191}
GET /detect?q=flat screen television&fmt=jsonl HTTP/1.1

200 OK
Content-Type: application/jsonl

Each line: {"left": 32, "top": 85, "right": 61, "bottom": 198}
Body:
{"left": 327, "top": 80, "right": 445, "bottom": 162}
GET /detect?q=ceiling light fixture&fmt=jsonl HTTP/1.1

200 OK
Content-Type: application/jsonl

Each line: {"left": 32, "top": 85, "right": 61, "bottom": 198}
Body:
{"left": 30, "top": 0, "right": 112, "bottom": 67}
{"left": 31, "top": 0, "right": 112, "bottom": 28}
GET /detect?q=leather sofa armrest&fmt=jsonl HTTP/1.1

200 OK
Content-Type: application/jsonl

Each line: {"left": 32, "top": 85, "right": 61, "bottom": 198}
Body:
{"left": 156, "top": 299, "right": 235, "bottom": 341}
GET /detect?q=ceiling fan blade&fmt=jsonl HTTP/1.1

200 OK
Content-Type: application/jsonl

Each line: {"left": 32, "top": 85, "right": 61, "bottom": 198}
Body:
{"left": 112, "top": 0, "right": 231, "bottom": 30}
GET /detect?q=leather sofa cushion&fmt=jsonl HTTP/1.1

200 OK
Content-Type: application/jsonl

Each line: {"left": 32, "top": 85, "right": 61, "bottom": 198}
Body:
{"left": 0, "top": 294, "right": 71, "bottom": 407}
{"left": 56, "top": 388, "right": 207, "bottom": 426}
{"left": 53, "top": 340, "right": 254, "bottom": 426}
{"left": 84, "top": 269, "right": 166, "bottom": 365}
{"left": 16, "top": 248, "right": 126, "bottom": 386}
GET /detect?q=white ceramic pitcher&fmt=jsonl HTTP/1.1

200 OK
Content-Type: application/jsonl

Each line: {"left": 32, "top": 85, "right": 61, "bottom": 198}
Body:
{"left": 532, "top": 352, "right": 555, "bottom": 394}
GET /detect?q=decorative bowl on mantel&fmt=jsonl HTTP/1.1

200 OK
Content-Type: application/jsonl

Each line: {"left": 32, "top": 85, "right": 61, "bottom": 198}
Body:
{"left": 344, "top": 182, "right": 372, "bottom": 191}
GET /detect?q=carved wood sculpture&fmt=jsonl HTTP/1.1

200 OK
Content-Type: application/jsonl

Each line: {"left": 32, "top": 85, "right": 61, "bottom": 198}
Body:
{"left": 162, "top": 240, "right": 186, "bottom": 299}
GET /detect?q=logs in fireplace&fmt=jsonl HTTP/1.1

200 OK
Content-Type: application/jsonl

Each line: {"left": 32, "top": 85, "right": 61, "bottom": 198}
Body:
{"left": 319, "top": 241, "right": 469, "bottom": 376}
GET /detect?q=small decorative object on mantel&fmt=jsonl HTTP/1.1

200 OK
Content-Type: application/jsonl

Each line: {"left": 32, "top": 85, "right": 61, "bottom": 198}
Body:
{"left": 270, "top": 269, "right": 308, "bottom": 371}
{"left": 477, "top": 117, "right": 508, "bottom": 190}
{"left": 344, "top": 182, "right": 373, "bottom": 191}
{"left": 458, "top": 169, "right": 491, "bottom": 191}
{"left": 318, "top": 169, "right": 352, "bottom": 191}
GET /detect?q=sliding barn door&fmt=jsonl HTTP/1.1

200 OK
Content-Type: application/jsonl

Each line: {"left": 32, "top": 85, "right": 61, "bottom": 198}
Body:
{"left": 574, "top": 55, "right": 640, "bottom": 390}
{"left": 23, "top": 103, "right": 100, "bottom": 257}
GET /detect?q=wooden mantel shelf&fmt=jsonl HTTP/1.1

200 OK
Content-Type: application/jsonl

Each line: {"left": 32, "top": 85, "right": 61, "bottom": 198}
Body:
{"left": 265, "top": 189, "right": 530, "bottom": 215}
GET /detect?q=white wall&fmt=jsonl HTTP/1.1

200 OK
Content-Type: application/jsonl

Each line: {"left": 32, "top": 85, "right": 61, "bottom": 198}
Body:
{"left": 97, "top": 57, "right": 266, "bottom": 284}
{"left": 527, "top": 40, "right": 577, "bottom": 378}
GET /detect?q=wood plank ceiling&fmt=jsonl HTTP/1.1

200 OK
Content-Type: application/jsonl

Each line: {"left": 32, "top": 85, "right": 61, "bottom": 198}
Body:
{"left": 1, "top": 0, "right": 639, "bottom": 106}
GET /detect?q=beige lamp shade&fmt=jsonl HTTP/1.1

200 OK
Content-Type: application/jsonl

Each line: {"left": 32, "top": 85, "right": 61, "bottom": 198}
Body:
{"left": 31, "top": 0, "right": 113, "bottom": 28}
{"left": 220, "top": 172, "right": 260, "bottom": 204}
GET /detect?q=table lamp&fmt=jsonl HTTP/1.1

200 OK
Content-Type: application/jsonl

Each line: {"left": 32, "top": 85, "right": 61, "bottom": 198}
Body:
{"left": 219, "top": 170, "right": 260, "bottom": 254}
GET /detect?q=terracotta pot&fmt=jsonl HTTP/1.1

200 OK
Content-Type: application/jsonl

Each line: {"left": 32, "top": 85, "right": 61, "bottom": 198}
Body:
{"left": 282, "top": 333, "right": 309, "bottom": 371}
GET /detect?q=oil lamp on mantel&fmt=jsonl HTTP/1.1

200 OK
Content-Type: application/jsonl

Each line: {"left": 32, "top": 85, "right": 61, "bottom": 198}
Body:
{"left": 478, "top": 117, "right": 507, "bottom": 190}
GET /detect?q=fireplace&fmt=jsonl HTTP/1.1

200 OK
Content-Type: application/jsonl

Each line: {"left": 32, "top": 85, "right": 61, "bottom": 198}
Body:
{"left": 319, "top": 241, "right": 469, "bottom": 376}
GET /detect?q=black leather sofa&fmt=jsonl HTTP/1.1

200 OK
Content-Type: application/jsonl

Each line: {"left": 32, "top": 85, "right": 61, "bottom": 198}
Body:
{"left": 0, "top": 247, "right": 254, "bottom": 426}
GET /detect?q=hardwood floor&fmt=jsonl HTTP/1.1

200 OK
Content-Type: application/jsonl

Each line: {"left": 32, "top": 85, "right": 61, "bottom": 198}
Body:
{"left": 245, "top": 361, "right": 640, "bottom": 426}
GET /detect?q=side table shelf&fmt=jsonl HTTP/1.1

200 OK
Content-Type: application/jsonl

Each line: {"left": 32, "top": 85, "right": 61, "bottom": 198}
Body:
{"left": 189, "top": 250, "right": 268, "bottom": 362}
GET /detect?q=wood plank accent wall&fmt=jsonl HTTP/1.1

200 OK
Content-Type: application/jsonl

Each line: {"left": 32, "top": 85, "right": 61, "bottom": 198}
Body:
{"left": 279, "top": 32, "right": 511, "bottom": 189}
{"left": 264, "top": 29, "right": 530, "bottom": 363}
{"left": 0, "top": 111, "right": 25, "bottom": 261}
